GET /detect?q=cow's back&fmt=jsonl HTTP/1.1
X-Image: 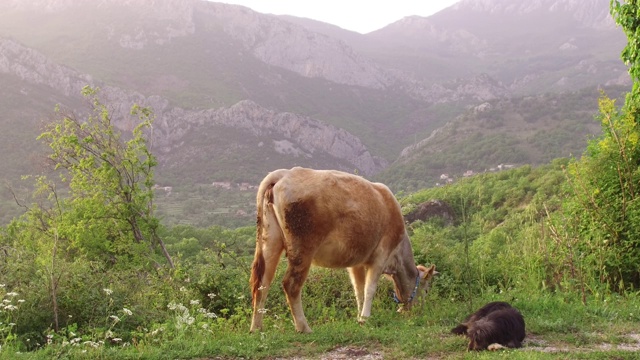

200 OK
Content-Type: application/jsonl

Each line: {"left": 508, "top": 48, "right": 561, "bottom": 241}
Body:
{"left": 268, "top": 167, "right": 406, "bottom": 268}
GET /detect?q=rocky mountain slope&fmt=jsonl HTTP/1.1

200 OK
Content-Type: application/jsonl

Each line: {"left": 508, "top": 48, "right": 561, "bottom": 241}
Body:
{"left": 0, "top": 37, "right": 385, "bottom": 178}
{"left": 364, "top": 0, "right": 626, "bottom": 92}
{"left": 0, "top": 0, "right": 632, "bottom": 225}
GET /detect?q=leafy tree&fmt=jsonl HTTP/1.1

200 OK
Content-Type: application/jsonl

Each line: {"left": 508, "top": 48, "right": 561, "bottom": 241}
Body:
{"left": 562, "top": 95, "right": 640, "bottom": 291}
{"left": 612, "top": 0, "right": 640, "bottom": 113}
{"left": 35, "top": 86, "right": 173, "bottom": 268}
{"left": 555, "top": 2, "right": 640, "bottom": 291}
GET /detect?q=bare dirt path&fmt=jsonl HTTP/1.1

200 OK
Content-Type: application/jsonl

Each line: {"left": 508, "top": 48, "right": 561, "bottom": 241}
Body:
{"left": 271, "top": 333, "right": 640, "bottom": 359}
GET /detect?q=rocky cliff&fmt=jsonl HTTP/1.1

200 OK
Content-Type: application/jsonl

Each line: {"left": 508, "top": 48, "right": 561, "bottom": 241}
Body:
{"left": 198, "top": 2, "right": 393, "bottom": 90}
{"left": 453, "top": 0, "right": 615, "bottom": 29}
{"left": 0, "top": 37, "right": 385, "bottom": 175}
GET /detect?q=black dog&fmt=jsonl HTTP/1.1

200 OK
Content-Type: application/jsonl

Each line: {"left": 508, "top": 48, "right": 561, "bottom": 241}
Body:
{"left": 451, "top": 301, "right": 525, "bottom": 351}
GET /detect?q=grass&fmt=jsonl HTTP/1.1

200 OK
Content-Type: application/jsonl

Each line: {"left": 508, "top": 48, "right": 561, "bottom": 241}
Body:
{"left": 4, "top": 289, "right": 640, "bottom": 359}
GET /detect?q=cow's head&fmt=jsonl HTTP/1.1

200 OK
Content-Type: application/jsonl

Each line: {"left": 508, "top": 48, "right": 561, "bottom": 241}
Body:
{"left": 396, "top": 264, "right": 438, "bottom": 312}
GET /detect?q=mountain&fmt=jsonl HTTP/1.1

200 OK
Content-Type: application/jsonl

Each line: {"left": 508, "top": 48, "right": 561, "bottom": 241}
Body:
{"left": 0, "top": 0, "right": 632, "bottom": 226}
{"left": 363, "top": 0, "right": 626, "bottom": 91}
{"left": 376, "top": 84, "right": 629, "bottom": 192}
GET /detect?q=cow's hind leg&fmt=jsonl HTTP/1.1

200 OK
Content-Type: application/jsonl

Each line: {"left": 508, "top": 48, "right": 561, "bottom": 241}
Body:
{"left": 347, "top": 266, "right": 366, "bottom": 322}
{"left": 282, "top": 255, "right": 313, "bottom": 333}
{"left": 250, "top": 238, "right": 284, "bottom": 333}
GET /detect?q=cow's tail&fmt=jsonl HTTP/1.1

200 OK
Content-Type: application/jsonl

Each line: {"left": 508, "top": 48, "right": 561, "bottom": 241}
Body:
{"left": 250, "top": 169, "right": 289, "bottom": 308}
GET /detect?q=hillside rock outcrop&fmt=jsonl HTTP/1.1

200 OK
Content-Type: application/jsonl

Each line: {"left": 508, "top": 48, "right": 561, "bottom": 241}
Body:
{"left": 199, "top": 2, "right": 392, "bottom": 90}
{"left": 0, "top": 37, "right": 385, "bottom": 175}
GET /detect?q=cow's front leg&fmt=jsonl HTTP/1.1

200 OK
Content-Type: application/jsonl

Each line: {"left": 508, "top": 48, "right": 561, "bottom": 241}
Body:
{"left": 347, "top": 266, "right": 366, "bottom": 323}
{"left": 360, "top": 269, "right": 382, "bottom": 321}
{"left": 282, "top": 256, "right": 313, "bottom": 333}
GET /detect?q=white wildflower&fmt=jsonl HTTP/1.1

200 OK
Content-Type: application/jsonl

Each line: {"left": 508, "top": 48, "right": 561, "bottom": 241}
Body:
{"left": 103, "top": 288, "right": 113, "bottom": 296}
{"left": 258, "top": 308, "right": 268, "bottom": 314}
{"left": 17, "top": 299, "right": 25, "bottom": 303}
{"left": 205, "top": 312, "right": 217, "bottom": 319}
{"left": 83, "top": 341, "right": 100, "bottom": 348}
{"left": 6, "top": 292, "right": 18, "bottom": 297}
{"left": 258, "top": 285, "right": 266, "bottom": 291}
{"left": 122, "top": 308, "right": 132, "bottom": 316}
{"left": 111, "top": 338, "right": 122, "bottom": 343}
{"left": 179, "top": 286, "right": 187, "bottom": 293}
{"left": 190, "top": 299, "right": 200, "bottom": 306}
{"left": 110, "top": 315, "right": 121, "bottom": 322}
{"left": 207, "top": 293, "right": 216, "bottom": 299}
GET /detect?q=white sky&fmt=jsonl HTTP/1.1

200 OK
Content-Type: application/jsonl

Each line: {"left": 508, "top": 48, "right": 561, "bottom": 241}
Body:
{"left": 218, "top": 0, "right": 461, "bottom": 34}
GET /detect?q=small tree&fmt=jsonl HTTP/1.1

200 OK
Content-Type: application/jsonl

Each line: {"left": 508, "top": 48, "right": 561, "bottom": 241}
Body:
{"left": 612, "top": 0, "right": 640, "bottom": 114}
{"left": 554, "top": 2, "right": 640, "bottom": 292}
{"left": 37, "top": 86, "right": 173, "bottom": 268}
{"left": 562, "top": 95, "right": 640, "bottom": 291}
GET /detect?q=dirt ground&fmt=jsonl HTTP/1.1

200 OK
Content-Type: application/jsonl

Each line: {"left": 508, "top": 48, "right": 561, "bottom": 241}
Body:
{"left": 273, "top": 333, "right": 640, "bottom": 359}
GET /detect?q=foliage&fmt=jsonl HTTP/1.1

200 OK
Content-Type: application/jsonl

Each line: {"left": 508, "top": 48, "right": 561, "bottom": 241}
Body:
{"left": 559, "top": 95, "right": 640, "bottom": 292}
{"left": 612, "top": 0, "right": 640, "bottom": 109}
{"left": 377, "top": 85, "right": 627, "bottom": 193}
{"left": 0, "top": 87, "right": 179, "bottom": 347}
{"left": 402, "top": 162, "right": 567, "bottom": 299}
{"left": 542, "top": 1, "right": 640, "bottom": 292}
{"left": 34, "top": 86, "right": 172, "bottom": 268}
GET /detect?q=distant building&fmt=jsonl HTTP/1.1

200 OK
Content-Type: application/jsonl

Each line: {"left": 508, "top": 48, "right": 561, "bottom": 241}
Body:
{"left": 238, "top": 182, "right": 258, "bottom": 191}
{"left": 212, "top": 181, "right": 232, "bottom": 189}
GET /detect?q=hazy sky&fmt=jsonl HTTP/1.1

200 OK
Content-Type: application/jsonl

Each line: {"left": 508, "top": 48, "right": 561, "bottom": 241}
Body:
{"left": 218, "top": 0, "right": 460, "bottom": 34}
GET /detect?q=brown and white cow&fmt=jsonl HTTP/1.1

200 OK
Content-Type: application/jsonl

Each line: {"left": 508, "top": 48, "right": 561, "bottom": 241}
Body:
{"left": 249, "top": 167, "right": 437, "bottom": 333}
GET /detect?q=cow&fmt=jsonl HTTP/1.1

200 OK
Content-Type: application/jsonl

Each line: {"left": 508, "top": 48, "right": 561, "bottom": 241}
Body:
{"left": 249, "top": 167, "right": 437, "bottom": 333}
{"left": 451, "top": 301, "right": 526, "bottom": 351}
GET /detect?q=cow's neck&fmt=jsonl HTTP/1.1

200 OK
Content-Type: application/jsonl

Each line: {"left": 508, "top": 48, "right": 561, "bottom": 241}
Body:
{"left": 390, "top": 235, "right": 419, "bottom": 303}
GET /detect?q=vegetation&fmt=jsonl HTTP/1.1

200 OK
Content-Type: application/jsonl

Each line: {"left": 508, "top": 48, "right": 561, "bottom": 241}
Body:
{"left": 0, "top": 2, "right": 640, "bottom": 359}
{"left": 376, "top": 85, "right": 629, "bottom": 193}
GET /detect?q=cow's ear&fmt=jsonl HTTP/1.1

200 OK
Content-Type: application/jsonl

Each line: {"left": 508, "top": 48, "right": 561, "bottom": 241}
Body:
{"left": 418, "top": 264, "right": 437, "bottom": 279}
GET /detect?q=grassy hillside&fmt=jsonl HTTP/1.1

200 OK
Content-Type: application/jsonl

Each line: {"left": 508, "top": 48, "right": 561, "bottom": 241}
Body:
{"left": 4, "top": 158, "right": 640, "bottom": 359}
{"left": 376, "top": 85, "right": 629, "bottom": 192}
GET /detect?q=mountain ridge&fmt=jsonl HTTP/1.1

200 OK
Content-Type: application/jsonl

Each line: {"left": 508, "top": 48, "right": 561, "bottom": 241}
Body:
{"left": 0, "top": 0, "right": 633, "bottom": 226}
{"left": 0, "top": 37, "right": 386, "bottom": 176}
